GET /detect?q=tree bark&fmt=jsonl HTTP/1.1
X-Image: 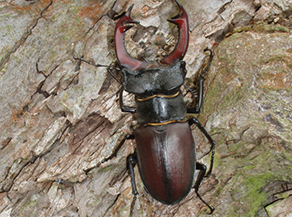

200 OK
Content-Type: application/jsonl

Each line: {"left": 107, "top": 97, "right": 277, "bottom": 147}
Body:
{"left": 0, "top": 0, "right": 291, "bottom": 216}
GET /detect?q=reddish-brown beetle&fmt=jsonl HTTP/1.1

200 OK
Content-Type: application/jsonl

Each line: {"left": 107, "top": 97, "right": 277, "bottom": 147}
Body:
{"left": 77, "top": 0, "right": 215, "bottom": 215}
{"left": 113, "top": 0, "right": 215, "bottom": 215}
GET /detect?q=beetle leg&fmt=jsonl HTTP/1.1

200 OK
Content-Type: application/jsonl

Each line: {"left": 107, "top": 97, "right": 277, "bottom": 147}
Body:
{"left": 84, "top": 134, "right": 135, "bottom": 174}
{"left": 186, "top": 49, "right": 214, "bottom": 114}
{"left": 107, "top": 66, "right": 123, "bottom": 85}
{"left": 194, "top": 162, "right": 215, "bottom": 214}
{"left": 201, "top": 49, "right": 214, "bottom": 76}
{"left": 186, "top": 75, "right": 205, "bottom": 114}
{"left": 127, "top": 152, "right": 138, "bottom": 217}
{"left": 194, "top": 162, "right": 207, "bottom": 192}
{"left": 120, "top": 87, "right": 137, "bottom": 113}
{"left": 188, "top": 117, "right": 215, "bottom": 177}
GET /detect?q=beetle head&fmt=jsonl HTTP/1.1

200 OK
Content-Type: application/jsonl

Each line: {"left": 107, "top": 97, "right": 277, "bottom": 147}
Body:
{"left": 114, "top": 0, "right": 189, "bottom": 70}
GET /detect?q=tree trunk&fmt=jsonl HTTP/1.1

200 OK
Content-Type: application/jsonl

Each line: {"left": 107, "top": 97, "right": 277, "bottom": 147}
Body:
{"left": 0, "top": 0, "right": 291, "bottom": 216}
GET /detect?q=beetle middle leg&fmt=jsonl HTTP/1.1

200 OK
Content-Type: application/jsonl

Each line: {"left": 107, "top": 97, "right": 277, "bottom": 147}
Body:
{"left": 127, "top": 152, "right": 139, "bottom": 217}
{"left": 189, "top": 117, "right": 215, "bottom": 176}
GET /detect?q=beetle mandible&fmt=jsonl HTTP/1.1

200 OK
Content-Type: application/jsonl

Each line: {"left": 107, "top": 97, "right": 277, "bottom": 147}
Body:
{"left": 79, "top": 0, "right": 215, "bottom": 215}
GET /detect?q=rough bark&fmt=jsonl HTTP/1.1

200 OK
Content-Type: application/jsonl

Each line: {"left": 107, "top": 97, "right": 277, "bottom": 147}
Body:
{"left": 0, "top": 0, "right": 291, "bottom": 216}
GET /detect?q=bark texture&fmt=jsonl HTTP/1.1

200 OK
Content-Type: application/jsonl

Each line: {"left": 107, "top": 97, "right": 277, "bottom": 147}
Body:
{"left": 0, "top": 0, "right": 291, "bottom": 216}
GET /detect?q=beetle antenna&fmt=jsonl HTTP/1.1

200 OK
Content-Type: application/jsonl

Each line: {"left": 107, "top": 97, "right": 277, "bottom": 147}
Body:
{"left": 74, "top": 56, "right": 109, "bottom": 68}
{"left": 161, "top": 46, "right": 169, "bottom": 55}
{"left": 74, "top": 56, "right": 123, "bottom": 84}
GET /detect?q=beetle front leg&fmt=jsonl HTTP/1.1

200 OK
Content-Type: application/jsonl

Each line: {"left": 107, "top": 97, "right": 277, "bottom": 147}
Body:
{"left": 186, "top": 75, "right": 205, "bottom": 114}
{"left": 188, "top": 117, "right": 215, "bottom": 177}
{"left": 187, "top": 49, "right": 213, "bottom": 114}
{"left": 119, "top": 87, "right": 137, "bottom": 113}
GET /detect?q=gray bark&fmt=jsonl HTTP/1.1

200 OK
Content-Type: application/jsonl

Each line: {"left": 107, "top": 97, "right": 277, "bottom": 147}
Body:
{"left": 0, "top": 0, "right": 291, "bottom": 216}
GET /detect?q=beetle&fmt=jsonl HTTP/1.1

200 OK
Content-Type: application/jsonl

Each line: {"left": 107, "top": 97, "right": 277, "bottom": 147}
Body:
{"left": 78, "top": 0, "right": 215, "bottom": 215}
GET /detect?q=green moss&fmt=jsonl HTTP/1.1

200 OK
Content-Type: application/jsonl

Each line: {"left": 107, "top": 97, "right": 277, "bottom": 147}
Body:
{"left": 203, "top": 70, "right": 228, "bottom": 114}
{"left": 71, "top": 5, "right": 80, "bottom": 14}
{"left": 288, "top": 165, "right": 292, "bottom": 179}
{"left": 0, "top": 62, "right": 8, "bottom": 78}
{"left": 227, "top": 141, "right": 247, "bottom": 153}
{"left": 273, "top": 25, "right": 290, "bottom": 32}
{"left": 210, "top": 127, "right": 218, "bottom": 134}
{"left": 245, "top": 164, "right": 255, "bottom": 170}
{"left": 233, "top": 26, "right": 252, "bottom": 33}
{"left": 228, "top": 32, "right": 243, "bottom": 40}
{"left": 100, "top": 165, "right": 113, "bottom": 172}
{"left": 230, "top": 22, "right": 289, "bottom": 41}
{"left": 0, "top": 12, "right": 11, "bottom": 18}
{"left": 252, "top": 22, "right": 289, "bottom": 33}
{"left": 240, "top": 173, "right": 275, "bottom": 216}
{"left": 260, "top": 54, "right": 291, "bottom": 64}
{"left": 18, "top": 194, "right": 38, "bottom": 213}
{"left": 279, "top": 191, "right": 291, "bottom": 199}
{"left": 214, "top": 185, "right": 223, "bottom": 197}
{"left": 213, "top": 150, "right": 222, "bottom": 169}
{"left": 219, "top": 85, "right": 248, "bottom": 111}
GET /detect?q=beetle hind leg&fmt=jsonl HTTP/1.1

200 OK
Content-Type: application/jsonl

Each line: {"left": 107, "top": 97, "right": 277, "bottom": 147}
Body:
{"left": 127, "top": 152, "right": 138, "bottom": 217}
{"left": 195, "top": 190, "right": 215, "bottom": 214}
{"left": 194, "top": 162, "right": 215, "bottom": 214}
{"left": 189, "top": 116, "right": 215, "bottom": 213}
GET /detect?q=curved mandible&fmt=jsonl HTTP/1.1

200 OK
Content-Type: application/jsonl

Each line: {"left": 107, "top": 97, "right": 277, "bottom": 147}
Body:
{"left": 160, "top": 0, "right": 189, "bottom": 65}
{"left": 114, "top": 5, "right": 146, "bottom": 70}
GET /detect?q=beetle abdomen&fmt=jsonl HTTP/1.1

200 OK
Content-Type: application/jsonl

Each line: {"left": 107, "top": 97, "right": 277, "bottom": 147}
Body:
{"left": 135, "top": 122, "right": 196, "bottom": 204}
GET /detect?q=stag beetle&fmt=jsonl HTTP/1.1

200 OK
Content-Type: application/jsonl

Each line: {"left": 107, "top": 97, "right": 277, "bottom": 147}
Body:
{"left": 78, "top": 0, "right": 215, "bottom": 215}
